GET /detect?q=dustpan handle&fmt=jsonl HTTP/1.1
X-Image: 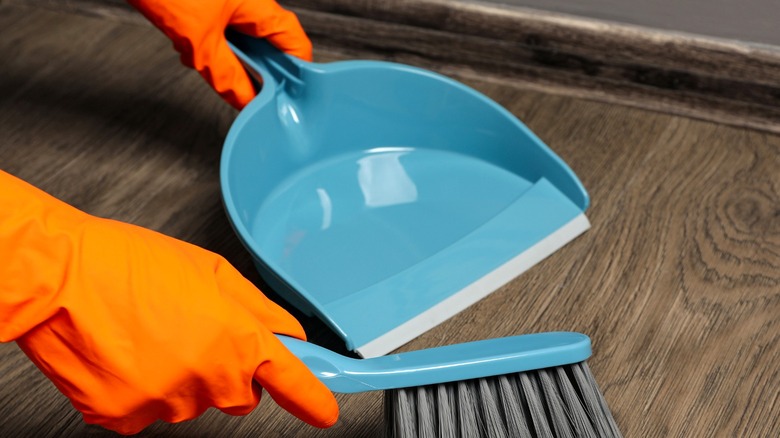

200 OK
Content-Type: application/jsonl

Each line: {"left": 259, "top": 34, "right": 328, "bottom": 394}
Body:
{"left": 226, "top": 29, "right": 305, "bottom": 97}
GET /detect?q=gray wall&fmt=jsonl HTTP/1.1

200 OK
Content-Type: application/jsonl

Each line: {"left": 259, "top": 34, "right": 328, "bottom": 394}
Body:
{"left": 490, "top": 0, "right": 780, "bottom": 47}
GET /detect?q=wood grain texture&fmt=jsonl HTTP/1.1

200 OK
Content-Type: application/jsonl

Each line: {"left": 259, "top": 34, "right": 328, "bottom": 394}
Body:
{"left": 1, "top": 4, "right": 779, "bottom": 438}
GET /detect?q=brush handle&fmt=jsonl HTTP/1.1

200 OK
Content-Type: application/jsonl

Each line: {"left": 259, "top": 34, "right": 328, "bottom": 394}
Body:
{"left": 278, "top": 332, "right": 591, "bottom": 393}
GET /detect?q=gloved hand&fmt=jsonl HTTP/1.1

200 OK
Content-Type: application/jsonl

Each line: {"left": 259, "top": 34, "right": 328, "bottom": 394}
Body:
{"left": 0, "top": 170, "right": 338, "bottom": 435}
{"left": 128, "top": 0, "right": 312, "bottom": 109}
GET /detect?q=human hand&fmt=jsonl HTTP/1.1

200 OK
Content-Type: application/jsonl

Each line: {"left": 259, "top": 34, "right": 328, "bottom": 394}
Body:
{"left": 128, "top": 0, "right": 312, "bottom": 109}
{"left": 0, "top": 171, "right": 338, "bottom": 435}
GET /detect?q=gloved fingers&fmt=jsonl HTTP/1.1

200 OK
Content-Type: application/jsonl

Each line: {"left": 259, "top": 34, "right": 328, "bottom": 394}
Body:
{"left": 214, "top": 256, "right": 307, "bottom": 340}
{"left": 19, "top": 298, "right": 265, "bottom": 434}
{"left": 192, "top": 34, "right": 257, "bottom": 109}
{"left": 217, "top": 387, "right": 261, "bottom": 417}
{"left": 253, "top": 331, "right": 339, "bottom": 428}
{"left": 83, "top": 416, "right": 153, "bottom": 436}
{"left": 82, "top": 403, "right": 174, "bottom": 436}
{"left": 84, "top": 399, "right": 216, "bottom": 436}
{"left": 19, "top": 327, "right": 160, "bottom": 436}
{"left": 230, "top": 0, "right": 313, "bottom": 62}
{"left": 204, "top": 372, "right": 262, "bottom": 418}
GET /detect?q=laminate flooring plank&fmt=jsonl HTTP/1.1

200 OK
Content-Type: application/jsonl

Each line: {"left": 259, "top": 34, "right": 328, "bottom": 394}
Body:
{"left": 1, "top": 5, "right": 778, "bottom": 437}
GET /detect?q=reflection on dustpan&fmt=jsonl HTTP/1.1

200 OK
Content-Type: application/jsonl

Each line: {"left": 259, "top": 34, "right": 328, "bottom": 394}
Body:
{"left": 220, "top": 32, "right": 590, "bottom": 358}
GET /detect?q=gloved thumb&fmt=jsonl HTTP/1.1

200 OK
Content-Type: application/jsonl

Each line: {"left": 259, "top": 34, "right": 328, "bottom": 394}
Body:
{"left": 195, "top": 35, "right": 257, "bottom": 109}
{"left": 254, "top": 332, "right": 339, "bottom": 428}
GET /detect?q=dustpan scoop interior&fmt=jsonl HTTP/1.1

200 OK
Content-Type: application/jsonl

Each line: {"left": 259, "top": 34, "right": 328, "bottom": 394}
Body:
{"left": 221, "top": 33, "right": 590, "bottom": 357}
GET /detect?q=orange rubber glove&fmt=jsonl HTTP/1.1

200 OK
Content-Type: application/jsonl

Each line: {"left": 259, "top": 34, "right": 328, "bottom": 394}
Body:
{"left": 0, "top": 170, "right": 338, "bottom": 435}
{"left": 127, "top": 0, "right": 312, "bottom": 109}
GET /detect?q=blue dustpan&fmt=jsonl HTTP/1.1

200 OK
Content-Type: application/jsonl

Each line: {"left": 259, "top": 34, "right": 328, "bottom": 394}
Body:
{"left": 220, "top": 32, "right": 590, "bottom": 358}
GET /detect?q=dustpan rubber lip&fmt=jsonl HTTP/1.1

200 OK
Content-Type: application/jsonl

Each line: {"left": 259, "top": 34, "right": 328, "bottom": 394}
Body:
{"left": 351, "top": 213, "right": 591, "bottom": 358}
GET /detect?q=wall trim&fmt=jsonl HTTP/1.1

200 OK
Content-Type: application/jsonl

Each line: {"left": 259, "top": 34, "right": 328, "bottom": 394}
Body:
{"left": 8, "top": 0, "right": 780, "bottom": 133}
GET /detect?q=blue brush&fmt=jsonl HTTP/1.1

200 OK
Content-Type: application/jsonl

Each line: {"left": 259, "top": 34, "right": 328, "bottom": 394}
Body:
{"left": 279, "top": 332, "right": 622, "bottom": 437}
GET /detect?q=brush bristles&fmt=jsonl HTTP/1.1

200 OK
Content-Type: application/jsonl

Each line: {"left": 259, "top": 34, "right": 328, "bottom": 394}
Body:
{"left": 385, "top": 361, "right": 621, "bottom": 438}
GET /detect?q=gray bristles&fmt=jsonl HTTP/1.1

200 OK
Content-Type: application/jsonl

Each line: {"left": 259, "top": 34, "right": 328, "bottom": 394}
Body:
{"left": 385, "top": 361, "right": 622, "bottom": 438}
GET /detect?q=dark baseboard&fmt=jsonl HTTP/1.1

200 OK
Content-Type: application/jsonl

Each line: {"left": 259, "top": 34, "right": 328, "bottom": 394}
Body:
{"left": 287, "top": 0, "right": 780, "bottom": 133}
{"left": 8, "top": 0, "right": 780, "bottom": 133}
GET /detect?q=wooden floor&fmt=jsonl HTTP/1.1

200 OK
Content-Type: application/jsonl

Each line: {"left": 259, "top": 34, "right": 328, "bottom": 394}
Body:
{"left": 1, "top": 5, "right": 778, "bottom": 437}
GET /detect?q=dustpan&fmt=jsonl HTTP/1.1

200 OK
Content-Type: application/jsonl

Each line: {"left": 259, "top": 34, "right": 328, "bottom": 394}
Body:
{"left": 220, "top": 32, "right": 590, "bottom": 358}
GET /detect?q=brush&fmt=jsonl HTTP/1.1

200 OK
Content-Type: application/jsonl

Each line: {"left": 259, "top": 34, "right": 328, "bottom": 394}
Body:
{"left": 278, "top": 332, "right": 621, "bottom": 437}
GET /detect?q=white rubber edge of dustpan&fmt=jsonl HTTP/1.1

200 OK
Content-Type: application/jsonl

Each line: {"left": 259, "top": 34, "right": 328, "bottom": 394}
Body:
{"left": 354, "top": 213, "right": 591, "bottom": 358}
